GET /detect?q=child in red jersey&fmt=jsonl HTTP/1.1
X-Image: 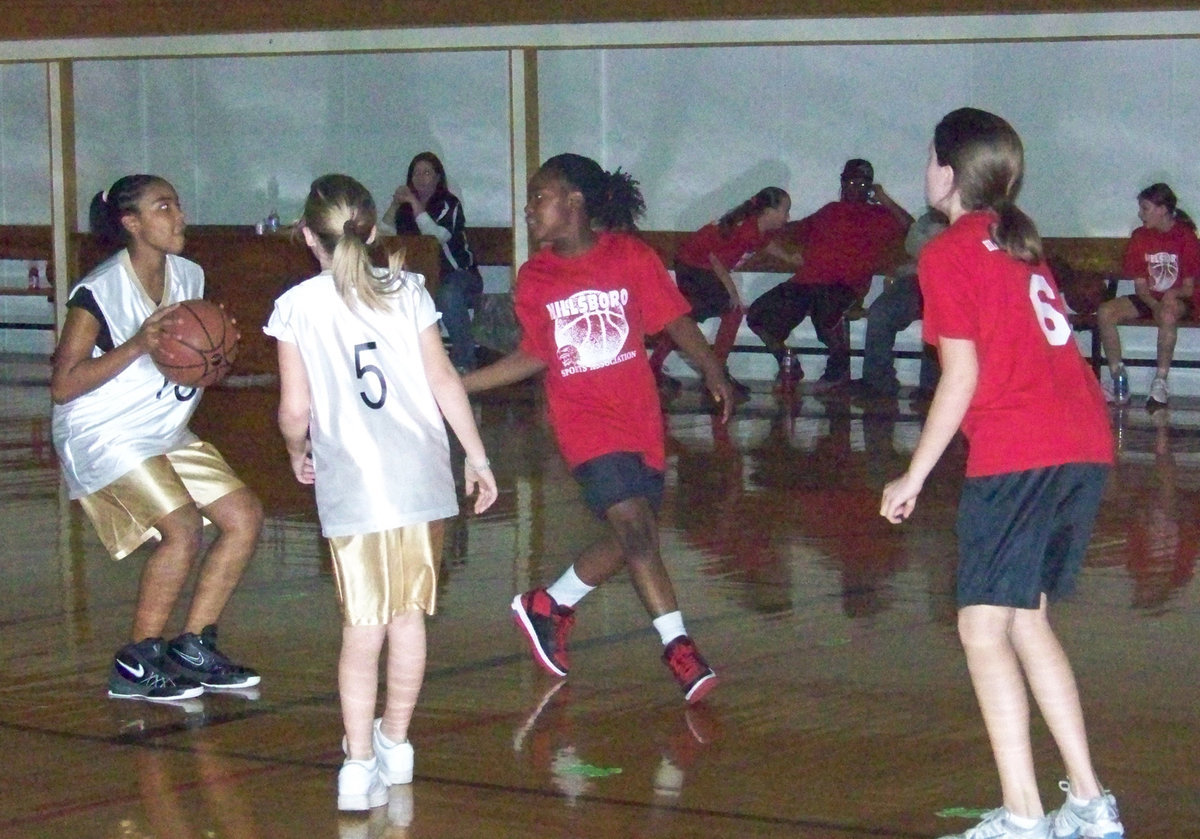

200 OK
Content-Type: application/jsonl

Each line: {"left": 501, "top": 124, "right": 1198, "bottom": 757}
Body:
{"left": 1096, "top": 182, "right": 1200, "bottom": 408}
{"left": 463, "top": 153, "right": 731, "bottom": 704}
{"left": 881, "top": 109, "right": 1123, "bottom": 839}
{"left": 647, "top": 187, "right": 797, "bottom": 401}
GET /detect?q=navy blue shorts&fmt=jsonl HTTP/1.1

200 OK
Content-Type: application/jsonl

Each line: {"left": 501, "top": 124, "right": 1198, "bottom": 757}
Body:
{"left": 572, "top": 452, "right": 665, "bottom": 519}
{"left": 956, "top": 463, "right": 1109, "bottom": 609}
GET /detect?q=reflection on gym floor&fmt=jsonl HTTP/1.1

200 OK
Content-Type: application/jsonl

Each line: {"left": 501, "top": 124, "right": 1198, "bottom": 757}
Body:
{"left": 0, "top": 356, "right": 1195, "bottom": 838}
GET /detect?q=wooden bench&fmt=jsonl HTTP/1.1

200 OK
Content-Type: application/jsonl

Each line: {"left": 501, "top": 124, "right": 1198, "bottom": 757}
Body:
{"left": 0, "top": 226, "right": 56, "bottom": 343}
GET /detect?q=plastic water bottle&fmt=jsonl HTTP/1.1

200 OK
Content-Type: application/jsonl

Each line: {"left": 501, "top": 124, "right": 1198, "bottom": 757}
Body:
{"left": 780, "top": 352, "right": 795, "bottom": 395}
{"left": 266, "top": 210, "right": 280, "bottom": 233}
{"left": 1113, "top": 367, "right": 1129, "bottom": 404}
{"left": 27, "top": 262, "right": 40, "bottom": 290}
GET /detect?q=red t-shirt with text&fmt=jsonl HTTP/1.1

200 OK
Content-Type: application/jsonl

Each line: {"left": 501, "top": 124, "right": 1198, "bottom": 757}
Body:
{"left": 1122, "top": 222, "right": 1200, "bottom": 300}
{"left": 516, "top": 232, "right": 690, "bottom": 470}
{"left": 919, "top": 211, "right": 1113, "bottom": 477}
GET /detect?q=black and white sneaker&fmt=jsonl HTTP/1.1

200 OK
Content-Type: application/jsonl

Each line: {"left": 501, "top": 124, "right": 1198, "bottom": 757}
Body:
{"left": 167, "top": 624, "right": 261, "bottom": 689}
{"left": 109, "top": 638, "right": 204, "bottom": 702}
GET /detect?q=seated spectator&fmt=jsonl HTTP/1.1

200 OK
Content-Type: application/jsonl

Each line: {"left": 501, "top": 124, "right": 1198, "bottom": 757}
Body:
{"left": 846, "top": 207, "right": 948, "bottom": 399}
{"left": 746, "top": 159, "right": 912, "bottom": 391}
{"left": 1097, "top": 182, "right": 1200, "bottom": 408}
{"left": 384, "top": 152, "right": 483, "bottom": 372}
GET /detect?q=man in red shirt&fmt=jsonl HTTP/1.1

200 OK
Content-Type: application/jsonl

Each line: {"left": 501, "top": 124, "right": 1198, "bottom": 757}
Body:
{"left": 746, "top": 158, "right": 912, "bottom": 390}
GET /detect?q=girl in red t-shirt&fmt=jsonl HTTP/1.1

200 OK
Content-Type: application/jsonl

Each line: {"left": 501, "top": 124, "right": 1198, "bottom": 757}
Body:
{"left": 881, "top": 108, "right": 1123, "bottom": 839}
{"left": 1096, "top": 182, "right": 1200, "bottom": 408}
{"left": 648, "top": 188, "right": 797, "bottom": 401}
{"left": 463, "top": 153, "right": 732, "bottom": 704}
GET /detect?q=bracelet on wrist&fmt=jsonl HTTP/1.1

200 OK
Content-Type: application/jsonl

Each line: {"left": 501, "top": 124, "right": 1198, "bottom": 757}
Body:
{"left": 468, "top": 458, "right": 491, "bottom": 471}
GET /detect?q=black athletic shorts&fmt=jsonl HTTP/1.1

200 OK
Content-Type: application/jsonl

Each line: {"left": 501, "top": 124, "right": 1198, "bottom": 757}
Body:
{"left": 572, "top": 451, "right": 665, "bottom": 519}
{"left": 956, "top": 463, "right": 1109, "bottom": 609}
{"left": 675, "top": 263, "right": 733, "bottom": 322}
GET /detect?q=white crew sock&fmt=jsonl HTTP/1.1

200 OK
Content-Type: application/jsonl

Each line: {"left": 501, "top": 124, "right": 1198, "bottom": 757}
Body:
{"left": 545, "top": 565, "right": 594, "bottom": 608}
{"left": 652, "top": 611, "right": 686, "bottom": 646}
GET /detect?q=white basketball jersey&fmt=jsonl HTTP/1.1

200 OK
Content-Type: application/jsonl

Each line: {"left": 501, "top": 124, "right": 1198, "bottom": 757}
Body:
{"left": 264, "top": 270, "right": 458, "bottom": 537}
{"left": 53, "top": 251, "right": 205, "bottom": 498}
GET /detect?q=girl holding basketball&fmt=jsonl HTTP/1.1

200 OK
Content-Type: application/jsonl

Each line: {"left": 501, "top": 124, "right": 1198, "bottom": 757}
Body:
{"left": 462, "top": 153, "right": 730, "bottom": 704}
{"left": 648, "top": 187, "right": 797, "bottom": 401}
{"left": 51, "top": 174, "right": 263, "bottom": 703}
{"left": 880, "top": 109, "right": 1122, "bottom": 839}
{"left": 268, "top": 174, "right": 497, "bottom": 810}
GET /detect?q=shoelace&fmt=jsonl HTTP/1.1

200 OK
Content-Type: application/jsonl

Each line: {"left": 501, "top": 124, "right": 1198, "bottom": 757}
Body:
{"left": 667, "top": 643, "right": 705, "bottom": 682}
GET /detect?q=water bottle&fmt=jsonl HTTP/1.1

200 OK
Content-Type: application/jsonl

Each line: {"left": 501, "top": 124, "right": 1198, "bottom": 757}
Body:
{"left": 779, "top": 352, "right": 795, "bottom": 395}
{"left": 266, "top": 210, "right": 280, "bottom": 233}
{"left": 1113, "top": 367, "right": 1129, "bottom": 404}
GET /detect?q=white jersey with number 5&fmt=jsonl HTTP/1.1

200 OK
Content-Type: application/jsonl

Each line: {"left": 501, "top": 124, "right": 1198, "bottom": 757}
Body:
{"left": 264, "top": 270, "right": 458, "bottom": 537}
{"left": 52, "top": 250, "right": 204, "bottom": 498}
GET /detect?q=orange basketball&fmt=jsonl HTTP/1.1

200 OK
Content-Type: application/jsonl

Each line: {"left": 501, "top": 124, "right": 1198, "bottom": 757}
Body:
{"left": 150, "top": 299, "right": 239, "bottom": 388}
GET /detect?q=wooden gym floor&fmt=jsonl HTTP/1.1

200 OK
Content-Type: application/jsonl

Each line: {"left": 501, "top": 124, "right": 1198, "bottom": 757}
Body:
{"left": 0, "top": 353, "right": 1195, "bottom": 838}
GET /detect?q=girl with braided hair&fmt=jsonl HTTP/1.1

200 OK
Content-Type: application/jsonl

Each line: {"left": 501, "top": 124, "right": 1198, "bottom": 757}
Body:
{"left": 268, "top": 173, "right": 497, "bottom": 810}
{"left": 463, "top": 153, "right": 730, "bottom": 704}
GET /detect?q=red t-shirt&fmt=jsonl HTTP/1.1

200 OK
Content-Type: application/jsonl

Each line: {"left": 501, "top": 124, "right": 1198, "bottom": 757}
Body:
{"left": 1122, "top": 222, "right": 1200, "bottom": 300}
{"left": 919, "top": 211, "right": 1113, "bottom": 477}
{"left": 674, "top": 217, "right": 770, "bottom": 271}
{"left": 516, "top": 232, "right": 690, "bottom": 470}
{"left": 780, "top": 201, "right": 906, "bottom": 295}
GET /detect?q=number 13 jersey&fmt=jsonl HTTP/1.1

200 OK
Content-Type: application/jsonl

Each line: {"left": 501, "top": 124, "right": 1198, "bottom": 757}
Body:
{"left": 919, "top": 211, "right": 1113, "bottom": 477}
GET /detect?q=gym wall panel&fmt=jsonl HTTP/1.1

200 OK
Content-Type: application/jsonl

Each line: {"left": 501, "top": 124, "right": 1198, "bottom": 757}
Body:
{"left": 71, "top": 51, "right": 512, "bottom": 229}
{"left": 0, "top": 63, "right": 50, "bottom": 224}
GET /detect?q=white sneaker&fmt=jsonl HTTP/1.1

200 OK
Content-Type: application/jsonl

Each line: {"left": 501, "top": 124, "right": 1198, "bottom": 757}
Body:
{"left": 940, "top": 807, "right": 1051, "bottom": 839}
{"left": 373, "top": 717, "right": 415, "bottom": 785}
{"left": 1050, "top": 780, "right": 1124, "bottom": 838}
{"left": 1147, "top": 376, "right": 1169, "bottom": 407}
{"left": 337, "top": 757, "right": 388, "bottom": 811}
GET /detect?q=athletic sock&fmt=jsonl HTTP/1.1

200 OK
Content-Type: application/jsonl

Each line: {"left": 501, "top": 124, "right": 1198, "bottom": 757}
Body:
{"left": 1006, "top": 812, "right": 1042, "bottom": 830}
{"left": 545, "top": 565, "right": 594, "bottom": 608}
{"left": 652, "top": 611, "right": 687, "bottom": 646}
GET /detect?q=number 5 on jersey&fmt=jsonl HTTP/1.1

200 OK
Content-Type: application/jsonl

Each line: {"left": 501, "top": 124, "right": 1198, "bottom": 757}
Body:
{"left": 354, "top": 342, "right": 387, "bottom": 408}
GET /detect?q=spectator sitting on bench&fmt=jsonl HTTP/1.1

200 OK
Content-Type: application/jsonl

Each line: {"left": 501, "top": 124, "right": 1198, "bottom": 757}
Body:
{"left": 1097, "top": 182, "right": 1200, "bottom": 408}
{"left": 845, "top": 206, "right": 948, "bottom": 400}
{"left": 747, "top": 158, "right": 912, "bottom": 392}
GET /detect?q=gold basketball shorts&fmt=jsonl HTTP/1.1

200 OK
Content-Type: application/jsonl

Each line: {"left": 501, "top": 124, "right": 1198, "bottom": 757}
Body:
{"left": 327, "top": 519, "right": 445, "bottom": 625}
{"left": 78, "top": 440, "right": 246, "bottom": 560}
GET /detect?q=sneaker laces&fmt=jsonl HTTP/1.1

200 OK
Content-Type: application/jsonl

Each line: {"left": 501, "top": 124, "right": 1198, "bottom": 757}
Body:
{"left": 666, "top": 640, "right": 706, "bottom": 684}
{"left": 552, "top": 607, "right": 575, "bottom": 651}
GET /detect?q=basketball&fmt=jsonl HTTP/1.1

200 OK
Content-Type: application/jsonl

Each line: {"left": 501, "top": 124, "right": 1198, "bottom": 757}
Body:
{"left": 150, "top": 299, "right": 239, "bottom": 388}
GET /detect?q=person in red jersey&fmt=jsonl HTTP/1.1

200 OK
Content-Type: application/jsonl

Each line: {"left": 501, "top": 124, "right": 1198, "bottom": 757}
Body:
{"left": 881, "top": 108, "right": 1123, "bottom": 839}
{"left": 747, "top": 158, "right": 911, "bottom": 391}
{"left": 463, "top": 153, "right": 730, "bottom": 704}
{"left": 1095, "top": 182, "right": 1200, "bottom": 408}
{"left": 648, "top": 186, "right": 797, "bottom": 402}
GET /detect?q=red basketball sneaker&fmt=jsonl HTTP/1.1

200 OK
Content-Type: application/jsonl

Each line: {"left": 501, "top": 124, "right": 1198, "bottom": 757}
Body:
{"left": 663, "top": 636, "right": 717, "bottom": 704}
{"left": 511, "top": 588, "right": 575, "bottom": 677}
